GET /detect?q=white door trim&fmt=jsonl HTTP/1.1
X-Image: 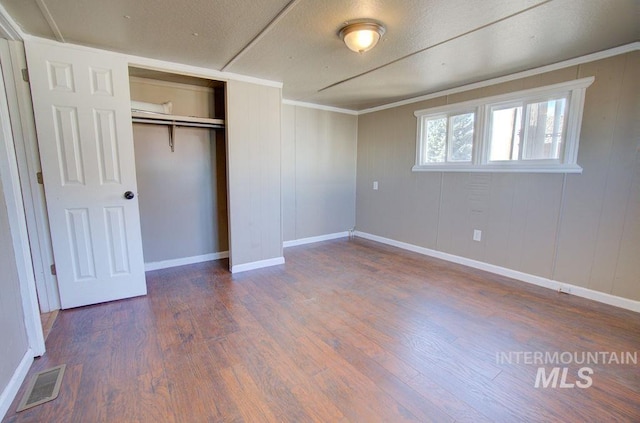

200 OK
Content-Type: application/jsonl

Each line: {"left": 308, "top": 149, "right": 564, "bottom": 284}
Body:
{"left": 0, "top": 39, "right": 60, "bottom": 312}
{"left": 0, "top": 49, "right": 45, "bottom": 356}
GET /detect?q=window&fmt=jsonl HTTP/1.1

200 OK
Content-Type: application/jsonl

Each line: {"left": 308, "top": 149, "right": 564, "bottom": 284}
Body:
{"left": 420, "top": 112, "right": 474, "bottom": 164}
{"left": 413, "top": 77, "right": 593, "bottom": 173}
{"left": 487, "top": 96, "right": 567, "bottom": 162}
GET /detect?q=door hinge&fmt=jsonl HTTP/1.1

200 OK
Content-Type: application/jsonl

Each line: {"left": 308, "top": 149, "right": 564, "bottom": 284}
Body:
{"left": 36, "top": 172, "right": 44, "bottom": 184}
{"left": 21, "top": 68, "right": 29, "bottom": 82}
{"left": 50, "top": 264, "right": 56, "bottom": 275}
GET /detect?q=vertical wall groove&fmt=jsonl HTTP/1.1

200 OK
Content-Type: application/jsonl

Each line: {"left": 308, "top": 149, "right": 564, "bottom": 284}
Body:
{"left": 550, "top": 173, "right": 567, "bottom": 280}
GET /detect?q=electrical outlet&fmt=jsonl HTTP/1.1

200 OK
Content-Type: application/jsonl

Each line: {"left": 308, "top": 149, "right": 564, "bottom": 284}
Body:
{"left": 373, "top": 181, "right": 378, "bottom": 190}
{"left": 473, "top": 229, "right": 482, "bottom": 242}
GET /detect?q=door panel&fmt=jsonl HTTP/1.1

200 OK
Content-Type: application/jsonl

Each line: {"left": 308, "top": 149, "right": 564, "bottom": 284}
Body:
{"left": 25, "top": 40, "right": 146, "bottom": 309}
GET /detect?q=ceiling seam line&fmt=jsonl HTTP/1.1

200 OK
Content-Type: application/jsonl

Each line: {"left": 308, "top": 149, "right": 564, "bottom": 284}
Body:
{"left": 35, "top": 0, "right": 65, "bottom": 43}
{"left": 318, "top": 0, "right": 553, "bottom": 93}
{"left": 221, "top": 0, "right": 303, "bottom": 72}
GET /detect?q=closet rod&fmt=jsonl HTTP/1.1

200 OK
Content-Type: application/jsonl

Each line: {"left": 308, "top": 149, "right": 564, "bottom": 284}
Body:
{"left": 131, "top": 117, "right": 224, "bottom": 129}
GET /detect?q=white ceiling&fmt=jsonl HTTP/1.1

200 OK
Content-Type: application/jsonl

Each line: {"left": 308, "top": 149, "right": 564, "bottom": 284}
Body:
{"left": 1, "top": 0, "right": 638, "bottom": 110}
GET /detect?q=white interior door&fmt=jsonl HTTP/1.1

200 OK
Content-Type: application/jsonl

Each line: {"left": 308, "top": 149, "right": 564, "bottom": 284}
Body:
{"left": 25, "top": 40, "right": 146, "bottom": 309}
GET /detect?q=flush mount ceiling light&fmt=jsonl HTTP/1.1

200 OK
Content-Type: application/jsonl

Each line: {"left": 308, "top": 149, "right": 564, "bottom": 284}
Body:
{"left": 339, "top": 21, "right": 386, "bottom": 53}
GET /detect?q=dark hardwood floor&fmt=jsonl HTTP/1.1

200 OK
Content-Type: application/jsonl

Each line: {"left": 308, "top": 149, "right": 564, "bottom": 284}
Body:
{"left": 4, "top": 238, "right": 639, "bottom": 422}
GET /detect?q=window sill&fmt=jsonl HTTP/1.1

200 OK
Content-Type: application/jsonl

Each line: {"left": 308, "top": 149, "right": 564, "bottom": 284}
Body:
{"left": 411, "top": 164, "right": 583, "bottom": 174}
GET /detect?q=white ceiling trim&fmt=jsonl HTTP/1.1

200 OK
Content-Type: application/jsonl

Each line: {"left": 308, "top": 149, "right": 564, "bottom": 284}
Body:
{"left": 282, "top": 99, "right": 358, "bottom": 115}
{"left": 359, "top": 42, "right": 640, "bottom": 115}
{"left": 0, "top": 3, "right": 23, "bottom": 41}
{"left": 34, "top": 0, "right": 64, "bottom": 42}
{"left": 23, "top": 35, "right": 283, "bottom": 89}
{"left": 221, "top": 0, "right": 303, "bottom": 72}
{"left": 412, "top": 76, "right": 594, "bottom": 117}
{"left": 127, "top": 53, "right": 283, "bottom": 89}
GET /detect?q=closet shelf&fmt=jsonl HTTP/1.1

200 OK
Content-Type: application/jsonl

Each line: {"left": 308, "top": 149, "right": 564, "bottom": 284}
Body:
{"left": 131, "top": 111, "right": 225, "bottom": 129}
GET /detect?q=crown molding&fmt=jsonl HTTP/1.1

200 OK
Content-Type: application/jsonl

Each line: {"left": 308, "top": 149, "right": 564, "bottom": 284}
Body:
{"left": 0, "top": 4, "right": 23, "bottom": 41}
{"left": 358, "top": 42, "right": 640, "bottom": 115}
{"left": 23, "top": 36, "right": 283, "bottom": 89}
{"left": 282, "top": 99, "right": 358, "bottom": 115}
{"left": 282, "top": 42, "right": 639, "bottom": 116}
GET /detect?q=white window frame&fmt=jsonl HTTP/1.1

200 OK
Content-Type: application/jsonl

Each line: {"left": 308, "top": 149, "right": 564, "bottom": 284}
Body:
{"left": 416, "top": 110, "right": 476, "bottom": 166}
{"left": 413, "top": 77, "right": 594, "bottom": 173}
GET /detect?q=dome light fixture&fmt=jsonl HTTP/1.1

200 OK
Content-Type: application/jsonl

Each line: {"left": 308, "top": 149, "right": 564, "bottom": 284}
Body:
{"left": 339, "top": 21, "right": 386, "bottom": 53}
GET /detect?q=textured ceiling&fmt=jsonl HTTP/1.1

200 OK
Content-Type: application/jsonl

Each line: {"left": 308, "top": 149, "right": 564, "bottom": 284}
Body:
{"left": 1, "top": 0, "right": 638, "bottom": 110}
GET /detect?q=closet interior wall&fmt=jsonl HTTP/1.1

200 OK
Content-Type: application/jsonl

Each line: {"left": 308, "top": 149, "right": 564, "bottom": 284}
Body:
{"left": 128, "top": 71, "right": 228, "bottom": 267}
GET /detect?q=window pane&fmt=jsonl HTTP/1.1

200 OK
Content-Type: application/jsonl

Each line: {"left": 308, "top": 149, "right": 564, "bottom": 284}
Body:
{"left": 424, "top": 117, "right": 446, "bottom": 163}
{"left": 522, "top": 98, "right": 566, "bottom": 160}
{"left": 448, "top": 113, "right": 474, "bottom": 162}
{"left": 489, "top": 106, "right": 522, "bottom": 161}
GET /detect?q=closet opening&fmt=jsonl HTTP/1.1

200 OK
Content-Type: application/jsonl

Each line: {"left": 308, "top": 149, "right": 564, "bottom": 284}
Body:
{"left": 127, "top": 67, "right": 229, "bottom": 271}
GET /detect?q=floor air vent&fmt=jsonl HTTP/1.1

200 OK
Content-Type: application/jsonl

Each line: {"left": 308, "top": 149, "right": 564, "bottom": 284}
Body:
{"left": 17, "top": 364, "right": 66, "bottom": 412}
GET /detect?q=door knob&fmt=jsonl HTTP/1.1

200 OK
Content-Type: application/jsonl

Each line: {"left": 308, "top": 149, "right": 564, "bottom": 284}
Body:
{"left": 124, "top": 191, "right": 135, "bottom": 200}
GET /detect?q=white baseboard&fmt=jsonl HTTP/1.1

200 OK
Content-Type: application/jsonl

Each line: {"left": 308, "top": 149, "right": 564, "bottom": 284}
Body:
{"left": 0, "top": 348, "right": 33, "bottom": 420}
{"left": 283, "top": 231, "right": 350, "bottom": 248}
{"left": 354, "top": 231, "right": 640, "bottom": 313}
{"left": 231, "top": 256, "right": 285, "bottom": 274}
{"left": 145, "top": 251, "right": 229, "bottom": 271}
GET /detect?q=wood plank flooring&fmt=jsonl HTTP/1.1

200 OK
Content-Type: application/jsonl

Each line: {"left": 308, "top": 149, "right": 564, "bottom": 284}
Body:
{"left": 39, "top": 310, "right": 58, "bottom": 341}
{"left": 4, "top": 238, "right": 639, "bottom": 422}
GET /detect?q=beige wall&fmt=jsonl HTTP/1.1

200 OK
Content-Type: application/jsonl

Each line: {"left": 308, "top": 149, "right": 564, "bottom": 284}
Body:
{"left": 129, "top": 77, "right": 216, "bottom": 118}
{"left": 132, "top": 125, "right": 228, "bottom": 262}
{"left": 130, "top": 78, "right": 228, "bottom": 263}
{"left": 282, "top": 105, "right": 357, "bottom": 241}
{"left": 0, "top": 174, "right": 29, "bottom": 396}
{"left": 226, "top": 80, "right": 283, "bottom": 268}
{"left": 356, "top": 51, "right": 640, "bottom": 301}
